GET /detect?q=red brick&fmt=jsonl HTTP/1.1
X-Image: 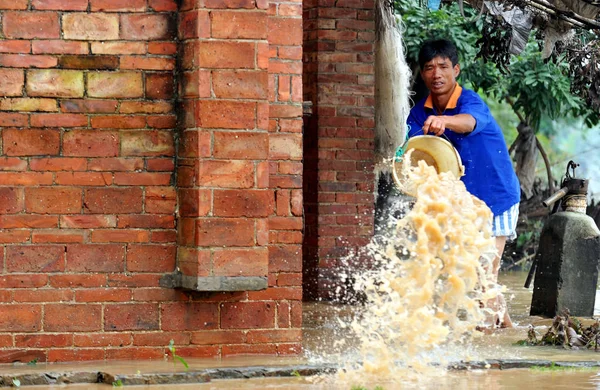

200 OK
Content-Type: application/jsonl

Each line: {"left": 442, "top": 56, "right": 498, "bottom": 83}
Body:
{"left": 126, "top": 245, "right": 176, "bottom": 272}
{"left": 15, "top": 334, "right": 72, "bottom": 348}
{"left": 121, "top": 131, "right": 175, "bottom": 156}
{"left": 147, "top": 115, "right": 177, "bottom": 129}
{"left": 0, "top": 334, "right": 12, "bottom": 346}
{"left": 213, "top": 248, "right": 268, "bottom": 277}
{"left": 49, "top": 274, "right": 107, "bottom": 288}
{"left": 104, "top": 303, "right": 159, "bottom": 331}
{"left": 190, "top": 330, "right": 245, "bottom": 345}
{"left": 75, "top": 288, "right": 132, "bottom": 302}
{"left": 196, "top": 100, "right": 256, "bottom": 129}
{"left": 91, "top": 229, "right": 150, "bottom": 243}
{"left": 196, "top": 160, "right": 254, "bottom": 188}
{"left": 0, "top": 157, "right": 27, "bottom": 171}
{"left": 195, "top": 218, "right": 255, "bottom": 246}
{"left": 178, "top": 130, "right": 211, "bottom": 158}
{"left": 247, "top": 329, "right": 301, "bottom": 344}
{"left": 0, "top": 0, "right": 28, "bottom": 9}
{"left": 13, "top": 289, "right": 73, "bottom": 302}
{"left": 148, "top": 42, "right": 177, "bottom": 55}
{"left": 63, "top": 130, "right": 119, "bottom": 157}
{"left": 3, "top": 128, "right": 60, "bottom": 156}
{"left": 0, "top": 305, "right": 42, "bottom": 332}
{"left": 178, "top": 10, "right": 210, "bottom": 39}
{"left": 25, "top": 187, "right": 82, "bottom": 214}
{"left": 213, "top": 70, "right": 268, "bottom": 99}
{"left": 213, "top": 190, "right": 274, "bottom": 217}
{"left": 181, "top": 71, "right": 211, "bottom": 98}
{"left": 0, "top": 69, "right": 24, "bottom": 96}
{"left": 221, "top": 301, "right": 275, "bottom": 329}
{"left": 197, "top": 41, "right": 255, "bottom": 69}
{"left": 277, "top": 301, "right": 290, "bottom": 327}
{"left": 269, "top": 245, "right": 301, "bottom": 272}
{"left": 91, "top": 42, "right": 146, "bottom": 55}
{"left": 149, "top": 0, "right": 177, "bottom": 11}
{"left": 0, "top": 38, "right": 30, "bottom": 52}
{"left": 0, "top": 230, "right": 30, "bottom": 243}
{"left": 291, "top": 189, "right": 302, "bottom": 216}
{"left": 177, "top": 247, "right": 210, "bottom": 277}
{"left": 6, "top": 245, "right": 64, "bottom": 273}
{"left": 118, "top": 215, "right": 174, "bottom": 229}
{"left": 32, "top": 230, "right": 84, "bottom": 243}
{"left": 0, "top": 172, "right": 53, "bottom": 185}
{"left": 248, "top": 286, "right": 302, "bottom": 300}
{"left": 121, "top": 56, "right": 175, "bottom": 71}
{"left": 84, "top": 187, "right": 142, "bottom": 214}
{"left": 62, "top": 13, "right": 119, "bottom": 40}
{"left": 0, "top": 215, "right": 57, "bottom": 229}
{"left": 222, "top": 344, "right": 277, "bottom": 356}
{"left": 132, "top": 288, "right": 187, "bottom": 302}
{"left": 213, "top": 132, "right": 268, "bottom": 159}
{"left": 91, "top": 0, "right": 147, "bottom": 11}
{"left": 151, "top": 230, "right": 176, "bottom": 243}
{"left": 106, "top": 347, "right": 164, "bottom": 360}
{"left": 31, "top": 113, "right": 87, "bottom": 127}
{"left": 88, "top": 158, "right": 144, "bottom": 171}
{"left": 44, "top": 304, "right": 101, "bottom": 332}
{"left": 27, "top": 69, "right": 84, "bottom": 98}
{"left": 58, "top": 55, "right": 119, "bottom": 70}
{"left": 91, "top": 115, "right": 145, "bottom": 129}
{"left": 270, "top": 133, "right": 302, "bottom": 160}
{"left": 268, "top": 17, "right": 302, "bottom": 45}
{"left": 211, "top": 11, "right": 267, "bottom": 39}
{"left": 0, "top": 98, "right": 58, "bottom": 112}
{"left": 147, "top": 158, "right": 174, "bottom": 172}
{"left": 87, "top": 72, "right": 143, "bottom": 98}
{"left": 107, "top": 274, "right": 161, "bottom": 288}
{"left": 33, "top": 0, "right": 87, "bottom": 10}
{"left": 134, "top": 332, "right": 189, "bottom": 347}
{"left": 31, "top": 158, "right": 89, "bottom": 173}
{"left": 66, "top": 244, "right": 125, "bottom": 272}
{"left": 60, "top": 99, "right": 118, "bottom": 113}
{"left": 74, "top": 333, "right": 132, "bottom": 347}
{"left": 3, "top": 11, "right": 60, "bottom": 39}
{"left": 161, "top": 302, "right": 218, "bottom": 331}
{"left": 0, "top": 113, "right": 27, "bottom": 127}
{"left": 60, "top": 215, "right": 116, "bottom": 228}
{"left": 55, "top": 172, "right": 112, "bottom": 186}
{"left": 146, "top": 73, "right": 174, "bottom": 100}
{"left": 121, "top": 14, "right": 174, "bottom": 40}
{"left": 120, "top": 101, "right": 173, "bottom": 114}
{"left": 145, "top": 187, "right": 177, "bottom": 214}
{"left": 178, "top": 188, "right": 211, "bottom": 217}
{"left": 0, "top": 188, "right": 23, "bottom": 214}
{"left": 47, "top": 349, "right": 105, "bottom": 362}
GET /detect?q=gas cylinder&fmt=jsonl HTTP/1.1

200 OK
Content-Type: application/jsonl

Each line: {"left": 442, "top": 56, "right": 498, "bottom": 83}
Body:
{"left": 529, "top": 161, "right": 600, "bottom": 318}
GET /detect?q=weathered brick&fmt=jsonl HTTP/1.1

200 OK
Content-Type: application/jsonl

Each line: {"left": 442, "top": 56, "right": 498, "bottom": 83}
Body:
{"left": 32, "top": 0, "right": 88, "bottom": 10}
{"left": 213, "top": 190, "right": 274, "bottom": 217}
{"left": 178, "top": 188, "right": 211, "bottom": 217}
{"left": 2, "top": 128, "right": 60, "bottom": 156}
{"left": 2, "top": 11, "right": 60, "bottom": 39}
{"left": 62, "top": 13, "right": 120, "bottom": 40}
{"left": 15, "top": 334, "right": 73, "bottom": 348}
{"left": 161, "top": 302, "right": 218, "bottom": 331}
{"left": 121, "top": 131, "right": 175, "bottom": 156}
{"left": 213, "top": 70, "right": 268, "bottom": 99}
{"left": 58, "top": 55, "right": 119, "bottom": 70}
{"left": 148, "top": 42, "right": 177, "bottom": 55}
{"left": 74, "top": 333, "right": 132, "bottom": 347}
{"left": 118, "top": 215, "right": 174, "bottom": 229}
{"left": 84, "top": 188, "right": 143, "bottom": 214}
{"left": 29, "top": 157, "right": 87, "bottom": 171}
{"left": 211, "top": 11, "right": 267, "bottom": 39}
{"left": 60, "top": 99, "right": 118, "bottom": 113}
{"left": 0, "top": 215, "right": 56, "bottom": 229}
{"left": 213, "top": 132, "right": 268, "bottom": 159}
{"left": 60, "top": 215, "right": 116, "bottom": 228}
{"left": 0, "top": 172, "right": 53, "bottom": 186}
{"left": 25, "top": 187, "right": 82, "bottom": 214}
{"left": 0, "top": 98, "right": 58, "bottom": 112}
{"left": 270, "top": 133, "right": 302, "bottom": 160}
{"left": 269, "top": 245, "right": 301, "bottom": 272}
{"left": 6, "top": 245, "right": 65, "bottom": 273}
{"left": 197, "top": 41, "right": 255, "bottom": 69}
{"left": 87, "top": 72, "right": 143, "bottom": 98}
{"left": 32, "top": 229, "right": 84, "bottom": 243}
{"left": 0, "top": 305, "right": 42, "bottom": 332}
{"left": 120, "top": 56, "right": 175, "bottom": 71}
{"left": 147, "top": 115, "right": 176, "bottom": 129}
{"left": 0, "top": 230, "right": 30, "bottom": 243}
{"left": 146, "top": 73, "right": 174, "bottom": 100}
{"left": 149, "top": 0, "right": 177, "bottom": 11}
{"left": 126, "top": 245, "right": 176, "bottom": 272}
{"left": 47, "top": 349, "right": 104, "bottom": 362}
{"left": 62, "top": 130, "right": 120, "bottom": 157}
{"left": 14, "top": 289, "right": 74, "bottom": 302}
{"left": 120, "top": 101, "right": 173, "bottom": 114}
{"left": 0, "top": 69, "right": 24, "bottom": 96}
{"left": 113, "top": 172, "right": 171, "bottom": 186}
{"left": 0, "top": 40, "right": 30, "bottom": 53}
{"left": 221, "top": 302, "right": 275, "bottom": 329}
{"left": 195, "top": 218, "right": 255, "bottom": 246}
{"left": 0, "top": 0, "right": 28, "bottom": 9}
{"left": 91, "top": 0, "right": 147, "bottom": 11}
{"left": 75, "top": 288, "right": 132, "bottom": 302}
{"left": 49, "top": 274, "right": 107, "bottom": 288}
{"left": 178, "top": 10, "right": 210, "bottom": 39}
{"left": 26, "top": 69, "right": 84, "bottom": 98}
{"left": 88, "top": 158, "right": 144, "bottom": 172}
{"left": 104, "top": 304, "right": 159, "bottom": 331}
{"left": 0, "top": 114, "right": 28, "bottom": 127}
{"left": 197, "top": 160, "right": 254, "bottom": 188}
{"left": 213, "top": 248, "right": 268, "bottom": 277}
{"left": 121, "top": 14, "right": 175, "bottom": 40}
{"left": 31, "top": 113, "right": 88, "bottom": 128}
{"left": 0, "top": 157, "right": 28, "bottom": 171}
{"left": 91, "top": 41, "right": 146, "bottom": 55}
{"left": 91, "top": 115, "right": 146, "bottom": 129}
{"left": 66, "top": 244, "right": 126, "bottom": 272}
{"left": 92, "top": 229, "right": 149, "bottom": 243}
{"left": 55, "top": 172, "right": 113, "bottom": 186}
{"left": 0, "top": 188, "right": 24, "bottom": 214}
{"left": 45, "top": 304, "right": 102, "bottom": 332}
{"left": 146, "top": 187, "right": 177, "bottom": 214}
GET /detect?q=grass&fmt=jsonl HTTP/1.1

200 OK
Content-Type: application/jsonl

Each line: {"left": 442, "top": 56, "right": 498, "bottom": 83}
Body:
{"left": 530, "top": 362, "right": 598, "bottom": 372}
{"left": 168, "top": 339, "right": 189, "bottom": 371}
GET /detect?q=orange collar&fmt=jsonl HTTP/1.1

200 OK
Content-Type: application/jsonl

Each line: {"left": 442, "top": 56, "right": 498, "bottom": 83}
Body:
{"left": 424, "top": 84, "right": 463, "bottom": 111}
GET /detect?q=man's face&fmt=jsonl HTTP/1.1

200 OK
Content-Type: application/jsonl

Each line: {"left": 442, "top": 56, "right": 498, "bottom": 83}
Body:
{"left": 420, "top": 56, "right": 460, "bottom": 97}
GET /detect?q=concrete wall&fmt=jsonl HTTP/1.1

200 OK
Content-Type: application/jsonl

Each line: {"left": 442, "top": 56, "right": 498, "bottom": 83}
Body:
{"left": 0, "top": 0, "right": 303, "bottom": 362}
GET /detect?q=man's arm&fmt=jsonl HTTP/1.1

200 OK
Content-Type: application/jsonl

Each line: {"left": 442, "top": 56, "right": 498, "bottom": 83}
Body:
{"left": 423, "top": 114, "right": 476, "bottom": 136}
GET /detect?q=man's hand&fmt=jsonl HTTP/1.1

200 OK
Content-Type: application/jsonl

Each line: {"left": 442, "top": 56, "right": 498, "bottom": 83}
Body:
{"left": 422, "top": 115, "right": 446, "bottom": 136}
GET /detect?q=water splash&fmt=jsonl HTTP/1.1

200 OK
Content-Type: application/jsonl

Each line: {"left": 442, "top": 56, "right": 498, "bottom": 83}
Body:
{"left": 313, "top": 158, "right": 507, "bottom": 387}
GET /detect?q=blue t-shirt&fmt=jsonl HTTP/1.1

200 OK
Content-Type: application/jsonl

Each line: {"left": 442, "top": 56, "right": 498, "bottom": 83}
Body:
{"left": 406, "top": 86, "right": 520, "bottom": 216}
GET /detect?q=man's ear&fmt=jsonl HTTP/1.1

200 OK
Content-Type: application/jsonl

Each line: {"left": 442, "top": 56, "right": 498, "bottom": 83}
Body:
{"left": 454, "top": 63, "right": 461, "bottom": 78}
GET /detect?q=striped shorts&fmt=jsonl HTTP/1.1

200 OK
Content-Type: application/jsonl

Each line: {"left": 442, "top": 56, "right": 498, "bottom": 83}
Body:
{"left": 492, "top": 203, "right": 519, "bottom": 240}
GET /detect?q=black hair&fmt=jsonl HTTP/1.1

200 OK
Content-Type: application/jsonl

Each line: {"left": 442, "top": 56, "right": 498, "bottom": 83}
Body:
{"left": 418, "top": 39, "right": 459, "bottom": 69}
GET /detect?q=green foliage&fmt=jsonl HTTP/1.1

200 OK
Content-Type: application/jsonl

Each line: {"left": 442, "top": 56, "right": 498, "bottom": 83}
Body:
{"left": 11, "top": 379, "right": 20, "bottom": 388}
{"left": 168, "top": 339, "right": 189, "bottom": 372}
{"left": 112, "top": 379, "right": 123, "bottom": 387}
{"left": 27, "top": 358, "right": 38, "bottom": 366}
{"left": 530, "top": 362, "right": 596, "bottom": 372}
{"left": 291, "top": 370, "right": 301, "bottom": 377}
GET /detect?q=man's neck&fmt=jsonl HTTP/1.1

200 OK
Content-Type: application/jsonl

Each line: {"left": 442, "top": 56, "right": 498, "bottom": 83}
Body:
{"left": 431, "top": 83, "right": 457, "bottom": 113}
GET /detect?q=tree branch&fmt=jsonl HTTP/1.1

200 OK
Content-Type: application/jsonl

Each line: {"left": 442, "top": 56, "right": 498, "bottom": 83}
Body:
{"left": 536, "top": 136, "right": 555, "bottom": 193}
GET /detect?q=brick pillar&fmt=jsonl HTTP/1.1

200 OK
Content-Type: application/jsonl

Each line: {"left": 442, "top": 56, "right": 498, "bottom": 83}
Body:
{"left": 175, "top": 0, "right": 272, "bottom": 290}
{"left": 303, "top": 0, "right": 376, "bottom": 300}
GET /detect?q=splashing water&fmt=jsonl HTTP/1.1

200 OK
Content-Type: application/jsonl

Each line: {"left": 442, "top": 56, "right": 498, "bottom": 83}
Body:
{"left": 313, "top": 158, "right": 508, "bottom": 387}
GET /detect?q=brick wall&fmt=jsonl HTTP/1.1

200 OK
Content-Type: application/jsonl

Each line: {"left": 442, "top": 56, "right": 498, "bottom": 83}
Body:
{"left": 0, "top": 0, "right": 302, "bottom": 362}
{"left": 303, "top": 0, "right": 375, "bottom": 300}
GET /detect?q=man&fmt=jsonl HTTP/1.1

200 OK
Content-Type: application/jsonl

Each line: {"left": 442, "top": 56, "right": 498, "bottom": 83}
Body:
{"left": 407, "top": 39, "right": 521, "bottom": 328}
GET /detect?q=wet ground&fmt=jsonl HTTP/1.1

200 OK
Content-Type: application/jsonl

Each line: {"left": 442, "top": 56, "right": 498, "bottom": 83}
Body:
{"left": 3, "top": 271, "right": 600, "bottom": 388}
